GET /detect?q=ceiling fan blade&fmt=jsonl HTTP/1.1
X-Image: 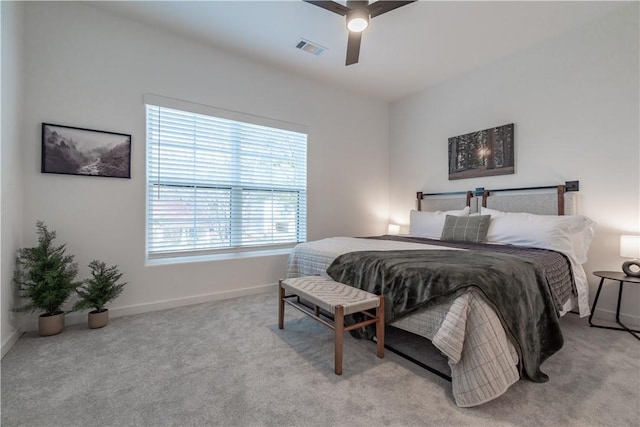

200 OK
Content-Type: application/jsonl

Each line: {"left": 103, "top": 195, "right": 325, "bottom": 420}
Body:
{"left": 346, "top": 0, "right": 369, "bottom": 9}
{"left": 345, "top": 31, "right": 362, "bottom": 66}
{"left": 367, "top": 0, "right": 417, "bottom": 18}
{"left": 303, "top": 0, "right": 349, "bottom": 16}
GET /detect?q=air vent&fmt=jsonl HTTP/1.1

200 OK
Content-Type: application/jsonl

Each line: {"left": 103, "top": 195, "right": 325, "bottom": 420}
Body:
{"left": 295, "top": 39, "right": 326, "bottom": 56}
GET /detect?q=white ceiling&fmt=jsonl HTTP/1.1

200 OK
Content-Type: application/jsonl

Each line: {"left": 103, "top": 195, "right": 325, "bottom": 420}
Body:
{"left": 93, "top": 1, "right": 627, "bottom": 103}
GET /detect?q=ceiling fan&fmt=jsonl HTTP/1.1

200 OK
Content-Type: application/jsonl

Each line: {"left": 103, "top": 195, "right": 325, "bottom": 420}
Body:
{"left": 303, "top": 0, "right": 417, "bottom": 66}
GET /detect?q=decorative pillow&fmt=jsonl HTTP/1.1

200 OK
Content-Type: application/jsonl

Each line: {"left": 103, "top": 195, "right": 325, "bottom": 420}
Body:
{"left": 408, "top": 206, "right": 470, "bottom": 239}
{"left": 441, "top": 215, "right": 492, "bottom": 243}
{"left": 480, "top": 207, "right": 596, "bottom": 264}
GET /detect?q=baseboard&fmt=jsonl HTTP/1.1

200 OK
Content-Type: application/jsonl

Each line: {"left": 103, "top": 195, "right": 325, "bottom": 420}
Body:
{"left": 19, "top": 283, "right": 278, "bottom": 333}
{"left": 1, "top": 328, "right": 22, "bottom": 359}
{"left": 593, "top": 307, "right": 640, "bottom": 328}
{"left": 109, "top": 282, "right": 277, "bottom": 319}
{"left": 13, "top": 283, "right": 636, "bottom": 349}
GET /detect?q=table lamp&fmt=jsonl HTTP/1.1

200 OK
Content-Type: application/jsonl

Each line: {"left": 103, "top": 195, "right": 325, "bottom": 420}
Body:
{"left": 620, "top": 235, "right": 640, "bottom": 277}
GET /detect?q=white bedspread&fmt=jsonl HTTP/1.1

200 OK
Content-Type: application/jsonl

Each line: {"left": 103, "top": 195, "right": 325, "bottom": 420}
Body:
{"left": 286, "top": 237, "right": 520, "bottom": 407}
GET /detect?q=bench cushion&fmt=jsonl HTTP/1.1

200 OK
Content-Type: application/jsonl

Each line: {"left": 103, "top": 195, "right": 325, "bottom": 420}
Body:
{"left": 281, "top": 276, "right": 380, "bottom": 316}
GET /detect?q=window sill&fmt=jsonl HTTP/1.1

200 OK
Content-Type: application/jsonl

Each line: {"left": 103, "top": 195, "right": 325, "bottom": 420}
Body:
{"left": 146, "top": 247, "right": 293, "bottom": 266}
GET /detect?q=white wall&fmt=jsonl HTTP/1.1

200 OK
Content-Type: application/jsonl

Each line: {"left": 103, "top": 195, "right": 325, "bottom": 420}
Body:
{"left": 389, "top": 4, "right": 640, "bottom": 324}
{"left": 9, "top": 1, "right": 637, "bottom": 345}
{"left": 1, "top": 1, "right": 25, "bottom": 356}
{"left": 17, "top": 2, "right": 389, "bottom": 328}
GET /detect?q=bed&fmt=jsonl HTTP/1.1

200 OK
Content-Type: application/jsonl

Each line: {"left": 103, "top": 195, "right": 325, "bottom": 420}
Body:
{"left": 285, "top": 182, "right": 596, "bottom": 407}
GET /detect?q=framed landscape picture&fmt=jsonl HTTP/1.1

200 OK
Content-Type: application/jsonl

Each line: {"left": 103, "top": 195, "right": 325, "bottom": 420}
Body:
{"left": 448, "top": 123, "right": 514, "bottom": 180}
{"left": 41, "top": 123, "right": 131, "bottom": 178}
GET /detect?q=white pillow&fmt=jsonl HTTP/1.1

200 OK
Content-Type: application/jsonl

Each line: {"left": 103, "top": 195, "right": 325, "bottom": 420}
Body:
{"left": 409, "top": 206, "right": 470, "bottom": 239}
{"left": 480, "top": 207, "right": 596, "bottom": 264}
{"left": 569, "top": 218, "right": 596, "bottom": 264}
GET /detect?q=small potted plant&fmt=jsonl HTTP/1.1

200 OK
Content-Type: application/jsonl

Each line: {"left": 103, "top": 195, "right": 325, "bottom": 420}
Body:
{"left": 73, "top": 260, "right": 126, "bottom": 329}
{"left": 13, "top": 221, "right": 80, "bottom": 336}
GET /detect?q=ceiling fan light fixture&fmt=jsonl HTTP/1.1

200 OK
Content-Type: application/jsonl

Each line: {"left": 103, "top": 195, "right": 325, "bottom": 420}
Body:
{"left": 303, "top": 0, "right": 417, "bottom": 65}
{"left": 346, "top": 9, "right": 369, "bottom": 32}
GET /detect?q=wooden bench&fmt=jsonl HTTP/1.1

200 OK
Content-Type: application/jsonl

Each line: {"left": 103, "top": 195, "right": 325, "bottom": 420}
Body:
{"left": 278, "top": 276, "right": 384, "bottom": 375}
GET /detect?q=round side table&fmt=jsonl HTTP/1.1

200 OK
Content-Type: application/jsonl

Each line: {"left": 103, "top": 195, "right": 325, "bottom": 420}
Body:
{"left": 589, "top": 271, "right": 640, "bottom": 340}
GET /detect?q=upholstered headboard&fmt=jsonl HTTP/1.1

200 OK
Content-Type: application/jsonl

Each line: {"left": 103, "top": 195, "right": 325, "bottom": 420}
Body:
{"left": 483, "top": 192, "right": 577, "bottom": 215}
{"left": 417, "top": 181, "right": 579, "bottom": 215}
{"left": 416, "top": 190, "right": 478, "bottom": 213}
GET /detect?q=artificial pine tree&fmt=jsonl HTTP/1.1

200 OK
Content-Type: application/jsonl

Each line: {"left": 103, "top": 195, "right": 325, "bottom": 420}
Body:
{"left": 74, "top": 260, "right": 126, "bottom": 314}
{"left": 13, "top": 221, "right": 80, "bottom": 317}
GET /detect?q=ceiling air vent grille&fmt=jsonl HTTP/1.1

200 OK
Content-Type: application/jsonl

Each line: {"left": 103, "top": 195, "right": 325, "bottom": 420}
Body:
{"left": 295, "top": 39, "right": 326, "bottom": 56}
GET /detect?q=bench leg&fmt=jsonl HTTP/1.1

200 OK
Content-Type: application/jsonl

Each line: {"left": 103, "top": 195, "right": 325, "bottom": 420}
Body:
{"left": 376, "top": 296, "right": 385, "bottom": 358}
{"left": 335, "top": 305, "right": 344, "bottom": 375}
{"left": 278, "top": 280, "right": 285, "bottom": 329}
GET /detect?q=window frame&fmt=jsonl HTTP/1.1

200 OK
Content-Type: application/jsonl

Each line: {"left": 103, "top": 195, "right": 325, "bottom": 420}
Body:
{"left": 144, "top": 94, "right": 308, "bottom": 261}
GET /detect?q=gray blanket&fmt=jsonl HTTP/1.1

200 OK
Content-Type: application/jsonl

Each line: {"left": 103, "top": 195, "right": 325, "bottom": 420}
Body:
{"left": 326, "top": 249, "right": 563, "bottom": 382}
{"left": 368, "top": 235, "right": 576, "bottom": 308}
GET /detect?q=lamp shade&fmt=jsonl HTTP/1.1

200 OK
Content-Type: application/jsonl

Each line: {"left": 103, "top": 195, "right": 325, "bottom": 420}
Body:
{"left": 387, "top": 224, "right": 400, "bottom": 235}
{"left": 620, "top": 235, "right": 640, "bottom": 259}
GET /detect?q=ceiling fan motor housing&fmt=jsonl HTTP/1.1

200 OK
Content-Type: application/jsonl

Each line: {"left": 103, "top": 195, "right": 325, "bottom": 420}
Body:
{"left": 303, "top": 0, "right": 417, "bottom": 65}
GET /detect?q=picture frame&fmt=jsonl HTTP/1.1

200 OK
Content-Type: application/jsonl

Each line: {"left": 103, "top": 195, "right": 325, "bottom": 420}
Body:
{"left": 448, "top": 123, "right": 514, "bottom": 180}
{"left": 41, "top": 123, "right": 131, "bottom": 179}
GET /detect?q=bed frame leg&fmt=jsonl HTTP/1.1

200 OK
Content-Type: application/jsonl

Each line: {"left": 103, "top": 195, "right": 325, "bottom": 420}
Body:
{"left": 335, "top": 305, "right": 344, "bottom": 375}
{"left": 376, "top": 296, "right": 385, "bottom": 358}
{"left": 278, "top": 280, "right": 285, "bottom": 329}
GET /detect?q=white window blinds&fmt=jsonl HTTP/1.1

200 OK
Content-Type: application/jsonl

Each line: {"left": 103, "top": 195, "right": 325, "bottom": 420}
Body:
{"left": 145, "top": 100, "right": 307, "bottom": 258}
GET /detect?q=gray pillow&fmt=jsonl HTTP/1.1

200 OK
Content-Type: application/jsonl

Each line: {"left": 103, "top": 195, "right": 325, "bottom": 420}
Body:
{"left": 441, "top": 215, "right": 491, "bottom": 243}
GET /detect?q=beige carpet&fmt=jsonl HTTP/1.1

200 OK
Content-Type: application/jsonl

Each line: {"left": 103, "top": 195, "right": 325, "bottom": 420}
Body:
{"left": 2, "top": 292, "right": 639, "bottom": 426}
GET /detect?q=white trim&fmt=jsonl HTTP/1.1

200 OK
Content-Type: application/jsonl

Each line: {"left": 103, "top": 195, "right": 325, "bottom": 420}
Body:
{"left": 18, "top": 283, "right": 277, "bottom": 332}
{"left": 593, "top": 306, "right": 640, "bottom": 328}
{"left": 8, "top": 285, "right": 638, "bottom": 349}
{"left": 1, "top": 328, "right": 22, "bottom": 359}
{"left": 146, "top": 247, "right": 291, "bottom": 266}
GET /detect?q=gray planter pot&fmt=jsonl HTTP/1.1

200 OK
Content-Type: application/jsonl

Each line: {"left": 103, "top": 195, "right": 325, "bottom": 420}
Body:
{"left": 88, "top": 309, "right": 109, "bottom": 329}
{"left": 39, "top": 311, "right": 65, "bottom": 336}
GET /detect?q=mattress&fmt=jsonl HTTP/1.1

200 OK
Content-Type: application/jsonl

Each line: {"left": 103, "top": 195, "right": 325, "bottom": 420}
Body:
{"left": 286, "top": 236, "right": 573, "bottom": 407}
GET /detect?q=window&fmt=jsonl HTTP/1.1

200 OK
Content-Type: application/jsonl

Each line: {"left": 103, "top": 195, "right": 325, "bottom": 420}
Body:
{"left": 145, "top": 96, "right": 307, "bottom": 259}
